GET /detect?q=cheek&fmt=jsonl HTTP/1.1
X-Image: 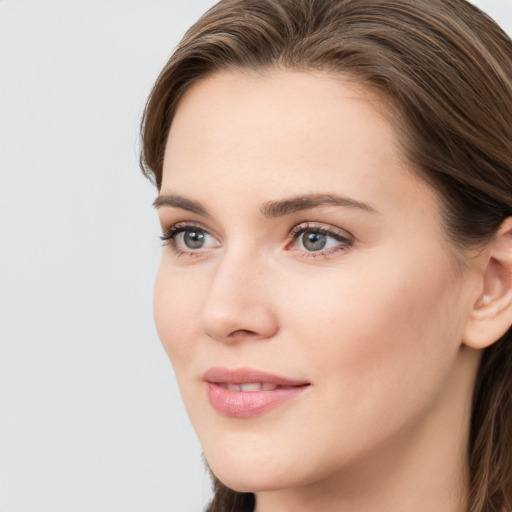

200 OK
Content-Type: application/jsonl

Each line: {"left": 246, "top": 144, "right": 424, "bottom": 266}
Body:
{"left": 290, "top": 240, "right": 459, "bottom": 345}
{"left": 280, "top": 251, "right": 462, "bottom": 412}
{"left": 153, "top": 262, "right": 201, "bottom": 368}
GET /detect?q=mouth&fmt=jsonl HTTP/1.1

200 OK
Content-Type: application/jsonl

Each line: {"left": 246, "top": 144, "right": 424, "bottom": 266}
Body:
{"left": 216, "top": 382, "right": 287, "bottom": 391}
{"left": 203, "top": 367, "right": 310, "bottom": 418}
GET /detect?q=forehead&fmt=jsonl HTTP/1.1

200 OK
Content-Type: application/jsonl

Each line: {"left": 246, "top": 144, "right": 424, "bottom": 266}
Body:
{"left": 162, "top": 69, "right": 432, "bottom": 212}
{"left": 165, "top": 69, "right": 394, "bottom": 159}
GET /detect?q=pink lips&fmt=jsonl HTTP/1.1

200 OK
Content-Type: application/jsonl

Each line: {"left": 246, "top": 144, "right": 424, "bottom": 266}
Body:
{"left": 203, "top": 367, "right": 310, "bottom": 418}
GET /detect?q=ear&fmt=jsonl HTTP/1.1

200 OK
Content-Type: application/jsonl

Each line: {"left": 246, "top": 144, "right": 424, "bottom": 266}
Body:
{"left": 463, "top": 218, "right": 512, "bottom": 349}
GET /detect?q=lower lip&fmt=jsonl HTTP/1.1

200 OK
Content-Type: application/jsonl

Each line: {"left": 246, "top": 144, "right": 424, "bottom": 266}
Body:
{"left": 206, "top": 383, "right": 309, "bottom": 418}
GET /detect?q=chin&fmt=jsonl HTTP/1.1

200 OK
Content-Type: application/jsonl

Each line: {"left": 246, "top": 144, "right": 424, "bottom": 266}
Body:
{"left": 206, "top": 454, "right": 279, "bottom": 492}
{"left": 211, "top": 467, "right": 294, "bottom": 494}
{"left": 204, "top": 444, "right": 325, "bottom": 494}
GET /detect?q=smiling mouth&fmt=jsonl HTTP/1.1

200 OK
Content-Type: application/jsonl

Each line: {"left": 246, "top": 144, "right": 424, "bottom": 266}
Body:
{"left": 203, "top": 366, "right": 310, "bottom": 387}
{"left": 216, "top": 382, "right": 293, "bottom": 391}
{"left": 204, "top": 367, "right": 310, "bottom": 418}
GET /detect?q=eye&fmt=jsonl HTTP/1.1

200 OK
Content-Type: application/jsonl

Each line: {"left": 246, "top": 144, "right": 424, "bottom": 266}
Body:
{"left": 298, "top": 231, "right": 331, "bottom": 251}
{"left": 289, "top": 224, "right": 353, "bottom": 255}
{"left": 178, "top": 229, "right": 210, "bottom": 249}
{"left": 160, "top": 223, "right": 220, "bottom": 254}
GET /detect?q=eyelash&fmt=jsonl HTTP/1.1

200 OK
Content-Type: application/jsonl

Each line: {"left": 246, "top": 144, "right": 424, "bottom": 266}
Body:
{"left": 287, "top": 223, "right": 353, "bottom": 258}
{"left": 160, "top": 221, "right": 354, "bottom": 258}
{"left": 160, "top": 222, "right": 211, "bottom": 258}
{"left": 160, "top": 222, "right": 199, "bottom": 241}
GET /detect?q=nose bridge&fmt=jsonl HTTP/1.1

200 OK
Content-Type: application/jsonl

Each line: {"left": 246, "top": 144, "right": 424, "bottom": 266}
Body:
{"left": 199, "top": 246, "right": 278, "bottom": 342}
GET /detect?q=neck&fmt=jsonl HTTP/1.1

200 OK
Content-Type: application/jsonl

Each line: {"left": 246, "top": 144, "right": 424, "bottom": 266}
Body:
{"left": 255, "top": 347, "right": 478, "bottom": 512}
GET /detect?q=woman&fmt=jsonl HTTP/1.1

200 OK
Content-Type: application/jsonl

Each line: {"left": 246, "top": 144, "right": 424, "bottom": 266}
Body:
{"left": 140, "top": 0, "right": 512, "bottom": 511}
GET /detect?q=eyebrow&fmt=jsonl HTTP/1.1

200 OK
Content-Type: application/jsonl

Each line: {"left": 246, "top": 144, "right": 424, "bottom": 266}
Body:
{"left": 153, "top": 194, "right": 211, "bottom": 217}
{"left": 153, "top": 193, "right": 377, "bottom": 217}
{"left": 261, "top": 194, "right": 377, "bottom": 217}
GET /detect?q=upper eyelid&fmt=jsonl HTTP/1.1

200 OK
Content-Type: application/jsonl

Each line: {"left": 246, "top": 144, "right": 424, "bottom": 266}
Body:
{"left": 289, "top": 222, "right": 354, "bottom": 240}
{"left": 161, "top": 220, "right": 212, "bottom": 236}
{"left": 161, "top": 220, "right": 350, "bottom": 235}
{"left": 160, "top": 220, "right": 355, "bottom": 250}
{"left": 160, "top": 223, "right": 220, "bottom": 254}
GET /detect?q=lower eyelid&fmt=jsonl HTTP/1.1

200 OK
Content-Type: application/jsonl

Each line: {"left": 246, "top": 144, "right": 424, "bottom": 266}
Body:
{"left": 161, "top": 224, "right": 222, "bottom": 256}
{"left": 298, "top": 248, "right": 348, "bottom": 259}
{"left": 160, "top": 221, "right": 352, "bottom": 258}
{"left": 286, "top": 224, "right": 354, "bottom": 254}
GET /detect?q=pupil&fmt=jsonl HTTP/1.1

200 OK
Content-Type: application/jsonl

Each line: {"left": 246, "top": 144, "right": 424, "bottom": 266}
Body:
{"left": 303, "top": 231, "right": 326, "bottom": 251}
{"left": 184, "top": 230, "right": 205, "bottom": 249}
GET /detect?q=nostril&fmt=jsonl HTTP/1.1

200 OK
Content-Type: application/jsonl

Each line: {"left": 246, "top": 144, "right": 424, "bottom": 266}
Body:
{"left": 200, "top": 291, "right": 279, "bottom": 342}
{"left": 231, "top": 329, "right": 257, "bottom": 336}
{"left": 223, "top": 329, "right": 265, "bottom": 342}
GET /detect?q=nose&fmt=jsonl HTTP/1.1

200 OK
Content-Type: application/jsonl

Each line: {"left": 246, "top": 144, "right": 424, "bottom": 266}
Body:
{"left": 199, "top": 252, "right": 279, "bottom": 343}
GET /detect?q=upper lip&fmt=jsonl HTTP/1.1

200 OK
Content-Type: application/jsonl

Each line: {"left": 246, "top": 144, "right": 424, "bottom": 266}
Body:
{"left": 203, "top": 366, "right": 310, "bottom": 387}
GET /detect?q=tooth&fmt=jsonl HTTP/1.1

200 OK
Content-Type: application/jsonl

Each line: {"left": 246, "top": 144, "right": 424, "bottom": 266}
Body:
{"left": 240, "top": 383, "right": 262, "bottom": 392}
{"left": 262, "top": 383, "right": 278, "bottom": 391}
{"left": 227, "top": 384, "right": 241, "bottom": 391}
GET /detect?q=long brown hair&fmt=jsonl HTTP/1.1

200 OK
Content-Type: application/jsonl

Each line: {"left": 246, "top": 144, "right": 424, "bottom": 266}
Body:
{"left": 140, "top": 1, "right": 512, "bottom": 510}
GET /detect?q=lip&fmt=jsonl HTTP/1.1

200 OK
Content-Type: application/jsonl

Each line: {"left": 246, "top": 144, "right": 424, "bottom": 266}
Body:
{"left": 203, "top": 367, "right": 310, "bottom": 418}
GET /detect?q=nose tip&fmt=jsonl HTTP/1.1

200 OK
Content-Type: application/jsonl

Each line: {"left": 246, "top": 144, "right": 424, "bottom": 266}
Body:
{"left": 199, "top": 259, "right": 279, "bottom": 343}
{"left": 201, "top": 308, "right": 278, "bottom": 343}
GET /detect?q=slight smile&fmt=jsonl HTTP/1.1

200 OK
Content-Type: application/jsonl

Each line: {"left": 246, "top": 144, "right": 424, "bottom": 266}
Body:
{"left": 203, "top": 367, "right": 311, "bottom": 418}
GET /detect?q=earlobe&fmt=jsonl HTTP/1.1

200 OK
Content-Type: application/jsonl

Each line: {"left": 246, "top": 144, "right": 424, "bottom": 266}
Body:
{"left": 463, "top": 218, "right": 512, "bottom": 350}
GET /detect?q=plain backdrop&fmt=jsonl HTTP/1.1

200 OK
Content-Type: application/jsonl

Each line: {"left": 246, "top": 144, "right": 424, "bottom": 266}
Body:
{"left": 0, "top": 1, "right": 511, "bottom": 511}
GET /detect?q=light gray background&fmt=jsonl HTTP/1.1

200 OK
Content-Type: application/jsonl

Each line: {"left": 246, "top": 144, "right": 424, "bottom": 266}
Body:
{"left": 0, "top": 1, "right": 510, "bottom": 511}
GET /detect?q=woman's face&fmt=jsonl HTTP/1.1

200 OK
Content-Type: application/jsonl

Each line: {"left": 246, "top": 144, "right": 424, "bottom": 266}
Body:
{"left": 154, "top": 70, "right": 480, "bottom": 495}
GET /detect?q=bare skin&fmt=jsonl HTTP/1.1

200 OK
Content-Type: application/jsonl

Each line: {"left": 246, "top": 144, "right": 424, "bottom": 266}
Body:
{"left": 153, "top": 69, "right": 512, "bottom": 512}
